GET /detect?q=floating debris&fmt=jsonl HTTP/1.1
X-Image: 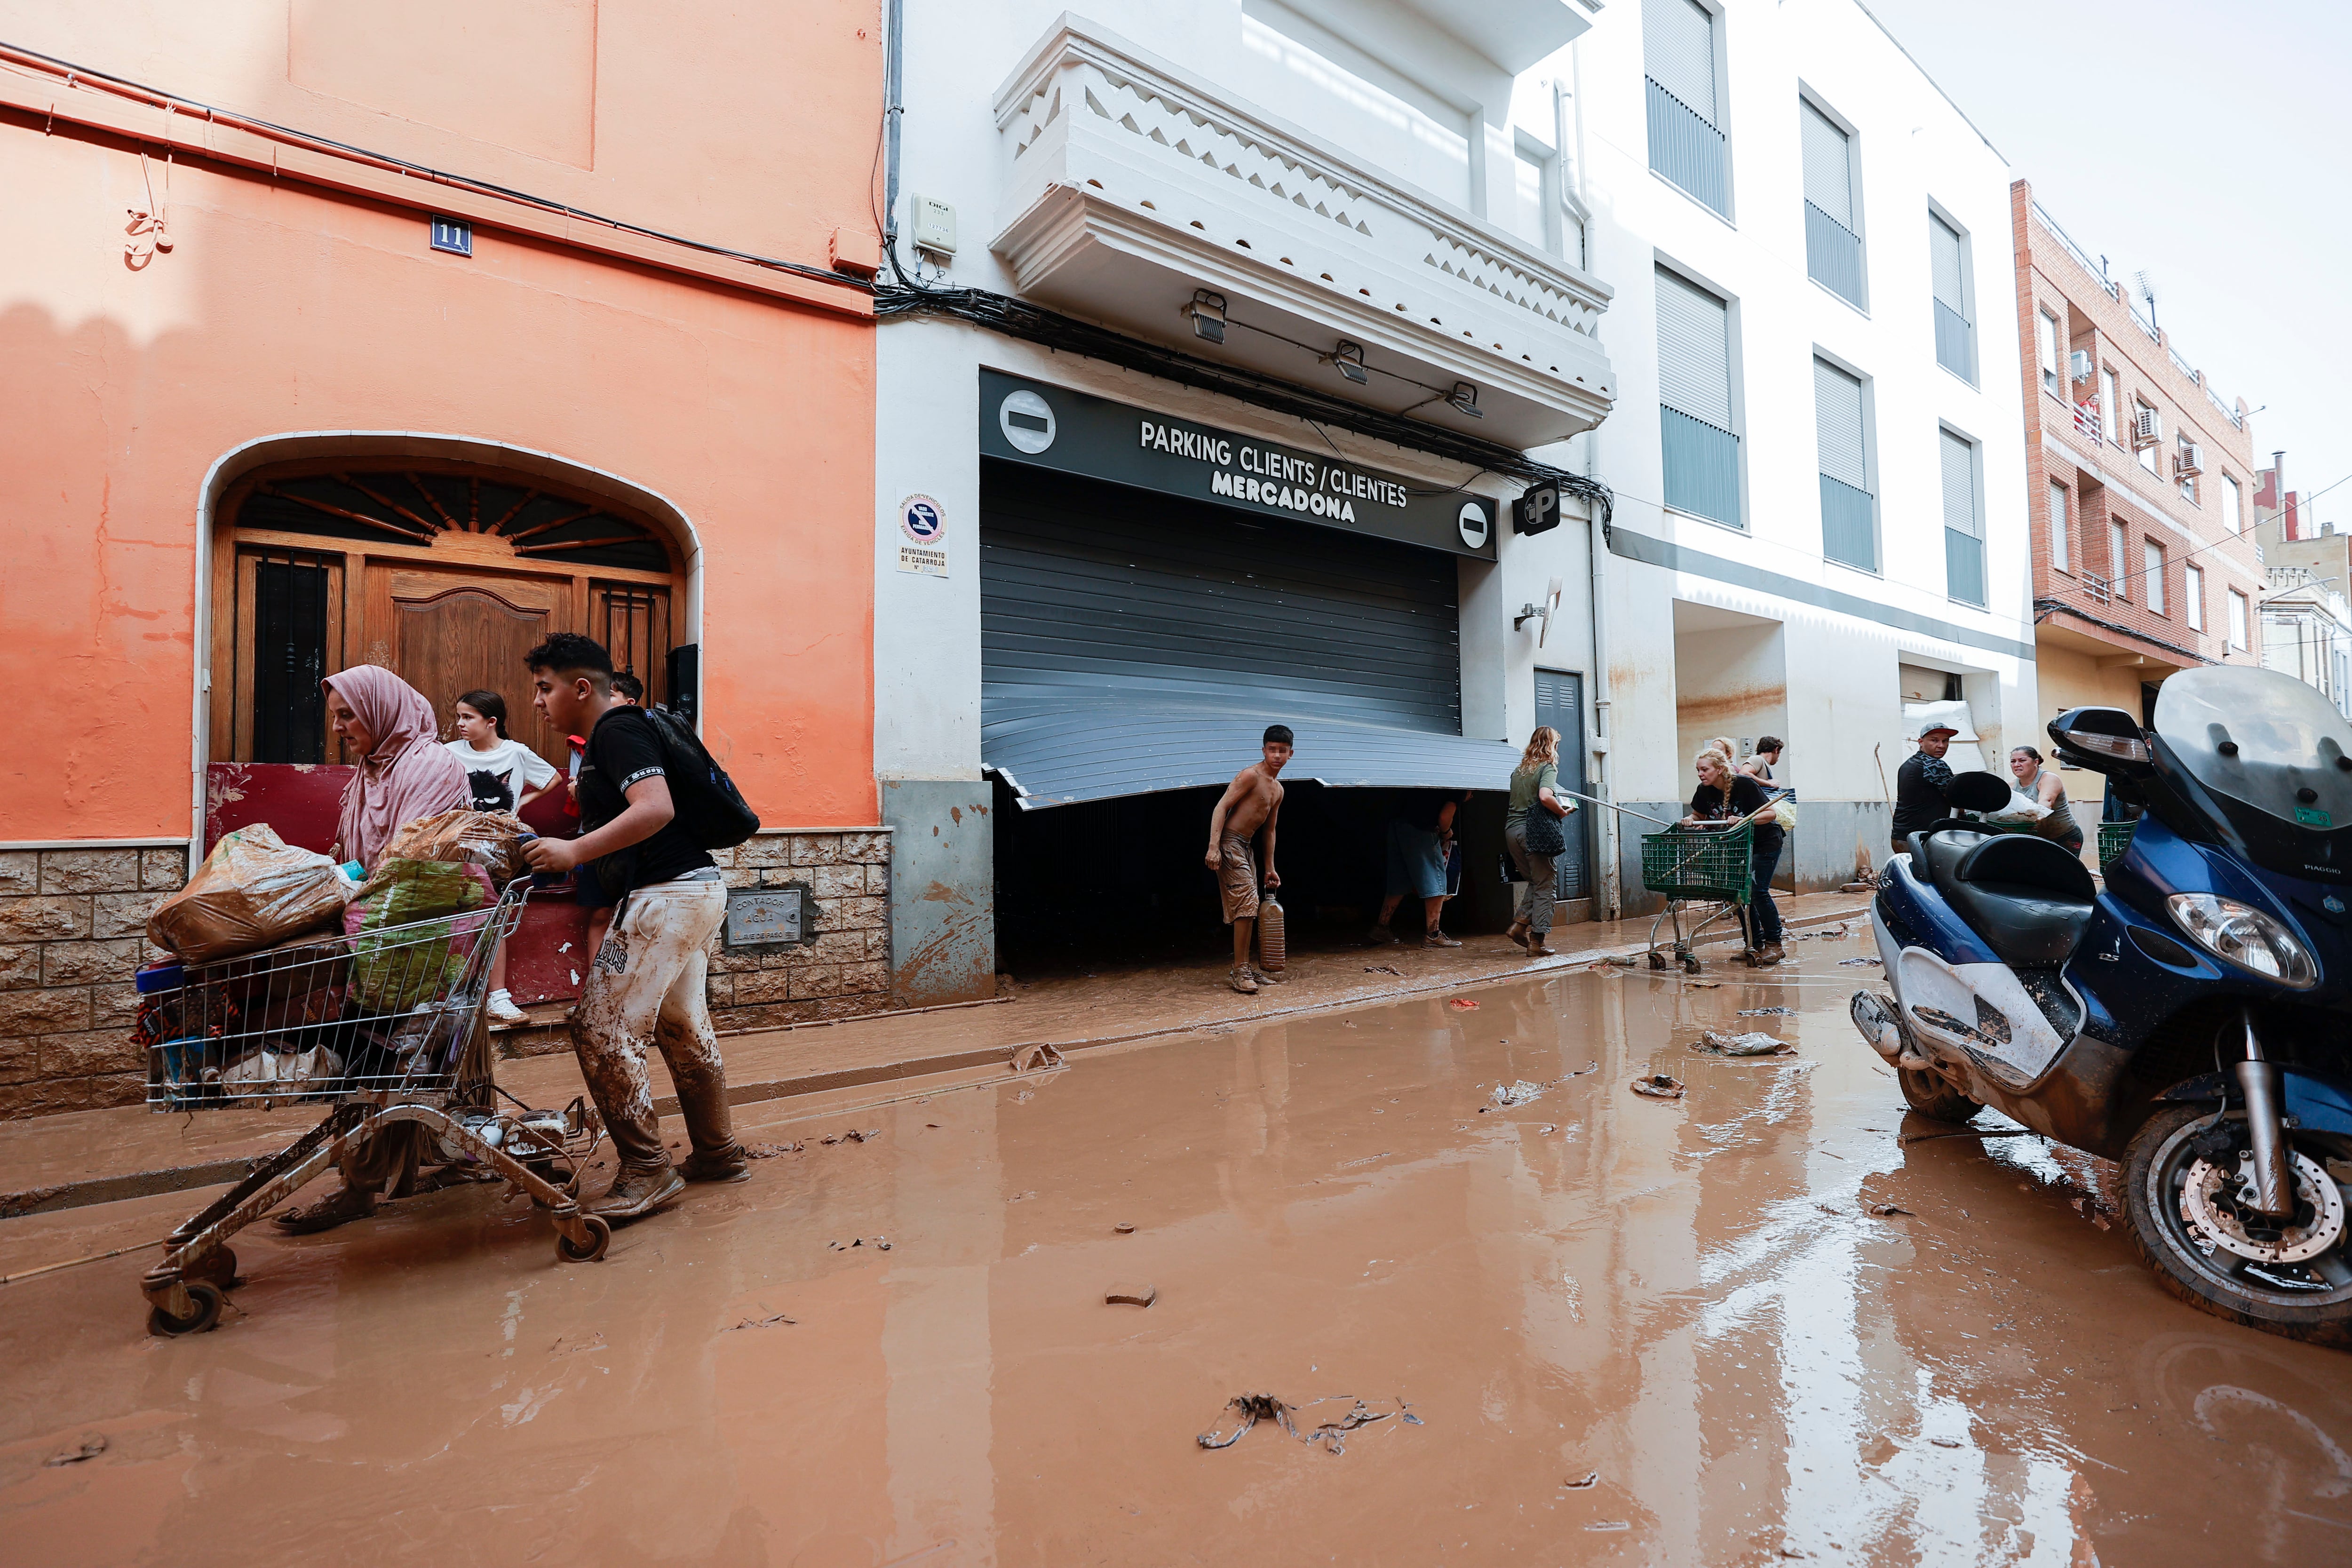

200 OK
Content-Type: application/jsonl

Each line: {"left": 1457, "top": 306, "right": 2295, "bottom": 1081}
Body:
{"left": 744, "top": 1141, "right": 802, "bottom": 1159}
{"left": 1630, "top": 1074, "right": 1685, "bottom": 1100}
{"left": 818, "top": 1129, "right": 882, "bottom": 1146}
{"left": 1448, "top": 998, "right": 1480, "bottom": 1011}
{"left": 1113, "top": 1222, "right": 1136, "bottom": 1234}
{"left": 1364, "top": 964, "right": 1405, "bottom": 976}
{"left": 724, "top": 1313, "right": 796, "bottom": 1332}
{"left": 1011, "top": 1042, "right": 1064, "bottom": 1074}
{"left": 1699, "top": 1030, "right": 1793, "bottom": 1057}
{"left": 1487, "top": 1080, "right": 1546, "bottom": 1109}
{"left": 1104, "top": 1281, "right": 1157, "bottom": 1307}
{"left": 1869, "top": 1203, "right": 1914, "bottom": 1218}
{"left": 1838, "top": 957, "right": 1883, "bottom": 967}
{"left": 1197, "top": 1394, "right": 1419, "bottom": 1455}
{"left": 45, "top": 1435, "right": 106, "bottom": 1467}
{"left": 1564, "top": 1471, "right": 1599, "bottom": 1489}
{"left": 1737, "top": 1006, "right": 1797, "bottom": 1018}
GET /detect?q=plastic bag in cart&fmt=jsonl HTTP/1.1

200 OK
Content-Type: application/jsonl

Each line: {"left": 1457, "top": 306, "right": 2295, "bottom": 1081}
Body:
{"left": 344, "top": 859, "right": 495, "bottom": 1013}
{"left": 380, "top": 809, "right": 532, "bottom": 887}
{"left": 148, "top": 824, "right": 349, "bottom": 964}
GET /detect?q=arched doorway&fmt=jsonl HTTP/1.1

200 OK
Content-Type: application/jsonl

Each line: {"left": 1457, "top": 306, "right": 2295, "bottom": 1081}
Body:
{"left": 207, "top": 460, "right": 687, "bottom": 778}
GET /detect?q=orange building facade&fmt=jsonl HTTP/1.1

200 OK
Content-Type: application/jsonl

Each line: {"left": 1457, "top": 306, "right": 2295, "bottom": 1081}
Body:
{"left": 0, "top": 6, "right": 883, "bottom": 1114}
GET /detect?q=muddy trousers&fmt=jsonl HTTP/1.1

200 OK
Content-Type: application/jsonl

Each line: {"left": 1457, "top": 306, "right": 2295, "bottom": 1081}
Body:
{"left": 1504, "top": 820, "right": 1557, "bottom": 934}
{"left": 568, "top": 876, "right": 736, "bottom": 1170}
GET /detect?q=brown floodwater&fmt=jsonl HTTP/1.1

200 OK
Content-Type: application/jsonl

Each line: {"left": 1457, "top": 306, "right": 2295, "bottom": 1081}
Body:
{"left": 3, "top": 931, "right": 2349, "bottom": 1565}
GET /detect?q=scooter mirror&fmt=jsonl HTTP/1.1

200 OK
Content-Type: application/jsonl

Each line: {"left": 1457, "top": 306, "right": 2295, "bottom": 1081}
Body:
{"left": 2049, "top": 706, "right": 2152, "bottom": 771}
{"left": 1945, "top": 771, "right": 2014, "bottom": 813}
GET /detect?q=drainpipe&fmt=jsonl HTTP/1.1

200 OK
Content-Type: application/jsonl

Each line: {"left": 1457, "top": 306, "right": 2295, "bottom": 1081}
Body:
{"left": 883, "top": 0, "right": 905, "bottom": 259}
{"left": 1566, "top": 43, "right": 1620, "bottom": 922}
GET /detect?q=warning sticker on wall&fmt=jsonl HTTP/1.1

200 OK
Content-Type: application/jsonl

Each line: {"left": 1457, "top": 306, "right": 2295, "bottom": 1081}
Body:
{"left": 896, "top": 494, "right": 947, "bottom": 575}
{"left": 897, "top": 543, "right": 947, "bottom": 577}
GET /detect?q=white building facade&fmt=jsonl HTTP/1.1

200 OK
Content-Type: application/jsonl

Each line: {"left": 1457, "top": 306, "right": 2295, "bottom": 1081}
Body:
{"left": 2262, "top": 567, "right": 2352, "bottom": 719}
{"left": 874, "top": 1, "right": 1624, "bottom": 998}
{"left": 1536, "top": 0, "right": 2037, "bottom": 893}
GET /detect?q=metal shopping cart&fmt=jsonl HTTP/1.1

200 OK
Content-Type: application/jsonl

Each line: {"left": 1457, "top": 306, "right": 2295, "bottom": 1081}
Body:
{"left": 132, "top": 880, "right": 608, "bottom": 1337}
{"left": 1638, "top": 823, "right": 1755, "bottom": 973}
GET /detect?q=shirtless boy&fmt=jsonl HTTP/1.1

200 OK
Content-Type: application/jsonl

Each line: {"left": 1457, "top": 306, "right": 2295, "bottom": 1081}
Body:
{"left": 1205, "top": 725, "right": 1293, "bottom": 995}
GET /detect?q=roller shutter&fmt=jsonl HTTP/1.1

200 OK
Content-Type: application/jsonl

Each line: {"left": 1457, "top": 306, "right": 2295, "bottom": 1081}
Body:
{"left": 1644, "top": 0, "right": 1717, "bottom": 124}
{"left": 1656, "top": 268, "right": 1733, "bottom": 430}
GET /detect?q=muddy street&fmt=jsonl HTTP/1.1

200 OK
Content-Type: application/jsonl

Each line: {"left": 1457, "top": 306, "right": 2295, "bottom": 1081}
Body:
{"left": 4, "top": 930, "right": 2348, "bottom": 1566}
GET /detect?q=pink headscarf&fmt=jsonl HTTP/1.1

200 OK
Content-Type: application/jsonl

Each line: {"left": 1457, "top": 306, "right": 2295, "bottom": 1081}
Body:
{"left": 324, "top": 666, "right": 469, "bottom": 869}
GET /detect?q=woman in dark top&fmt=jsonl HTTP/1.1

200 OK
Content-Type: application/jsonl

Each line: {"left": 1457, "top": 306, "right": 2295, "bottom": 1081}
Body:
{"left": 1681, "top": 749, "right": 1787, "bottom": 966}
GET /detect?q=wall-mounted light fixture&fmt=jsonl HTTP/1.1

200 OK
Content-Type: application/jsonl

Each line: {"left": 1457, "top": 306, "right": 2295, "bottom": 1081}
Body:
{"left": 1184, "top": 290, "right": 1228, "bottom": 344}
{"left": 1329, "top": 340, "right": 1369, "bottom": 386}
{"left": 1446, "top": 381, "right": 1483, "bottom": 419}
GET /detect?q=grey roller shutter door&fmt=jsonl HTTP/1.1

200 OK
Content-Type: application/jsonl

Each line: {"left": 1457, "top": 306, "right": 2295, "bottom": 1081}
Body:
{"left": 1656, "top": 268, "right": 1733, "bottom": 431}
{"left": 1533, "top": 670, "right": 1588, "bottom": 900}
{"left": 1813, "top": 359, "right": 1867, "bottom": 489}
{"left": 1643, "top": 0, "right": 1717, "bottom": 124}
{"left": 1940, "top": 430, "right": 1980, "bottom": 538}
{"left": 1929, "top": 215, "right": 1967, "bottom": 315}
{"left": 982, "top": 465, "right": 1462, "bottom": 734}
{"left": 1800, "top": 102, "right": 1852, "bottom": 228}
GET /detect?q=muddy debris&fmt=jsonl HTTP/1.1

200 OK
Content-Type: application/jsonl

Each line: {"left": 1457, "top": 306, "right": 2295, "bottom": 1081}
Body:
{"left": 1104, "top": 1281, "right": 1157, "bottom": 1307}
{"left": 1364, "top": 964, "right": 1404, "bottom": 976}
{"left": 549, "top": 1329, "right": 607, "bottom": 1357}
{"left": 744, "top": 1142, "right": 803, "bottom": 1159}
{"left": 724, "top": 1313, "right": 796, "bottom": 1331}
{"left": 44, "top": 1434, "right": 107, "bottom": 1467}
{"left": 1869, "top": 1203, "right": 1914, "bottom": 1218}
{"left": 1447, "top": 998, "right": 1480, "bottom": 1011}
{"left": 1011, "top": 1042, "right": 1065, "bottom": 1074}
{"left": 1737, "top": 1005, "right": 1797, "bottom": 1018}
{"left": 1196, "top": 1394, "right": 1418, "bottom": 1455}
{"left": 1113, "top": 1222, "right": 1136, "bottom": 1234}
{"left": 1485, "top": 1080, "right": 1547, "bottom": 1110}
{"left": 1838, "top": 956, "right": 1883, "bottom": 966}
{"left": 1630, "top": 1074, "right": 1685, "bottom": 1100}
{"left": 1698, "top": 1030, "right": 1795, "bottom": 1057}
{"left": 827, "top": 1237, "right": 892, "bottom": 1250}
{"left": 1564, "top": 1471, "right": 1599, "bottom": 1489}
{"left": 818, "top": 1129, "right": 881, "bottom": 1146}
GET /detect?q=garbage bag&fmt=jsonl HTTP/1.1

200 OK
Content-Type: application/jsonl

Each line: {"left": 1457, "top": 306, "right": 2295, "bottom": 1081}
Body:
{"left": 344, "top": 858, "right": 494, "bottom": 1013}
{"left": 380, "top": 809, "right": 530, "bottom": 887}
{"left": 148, "top": 824, "right": 348, "bottom": 963}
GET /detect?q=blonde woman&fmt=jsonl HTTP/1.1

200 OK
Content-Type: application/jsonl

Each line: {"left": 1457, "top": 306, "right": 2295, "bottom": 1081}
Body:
{"left": 1682, "top": 749, "right": 1786, "bottom": 965}
{"left": 1504, "top": 727, "right": 1575, "bottom": 956}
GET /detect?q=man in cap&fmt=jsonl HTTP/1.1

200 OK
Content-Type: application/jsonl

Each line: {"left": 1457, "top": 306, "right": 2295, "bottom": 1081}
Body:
{"left": 1891, "top": 723, "right": 1959, "bottom": 857}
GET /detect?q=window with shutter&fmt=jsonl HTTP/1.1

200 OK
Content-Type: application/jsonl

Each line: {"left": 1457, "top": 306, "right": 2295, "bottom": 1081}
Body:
{"left": 1940, "top": 429, "right": 1984, "bottom": 605}
{"left": 1814, "top": 358, "right": 1871, "bottom": 570}
{"left": 2047, "top": 482, "right": 2069, "bottom": 573}
{"left": 1802, "top": 102, "right": 1863, "bottom": 305}
{"left": 1644, "top": 0, "right": 1727, "bottom": 214}
{"left": 1656, "top": 267, "right": 1739, "bottom": 526}
{"left": 2145, "top": 540, "right": 2167, "bottom": 614}
{"left": 1929, "top": 214, "right": 1972, "bottom": 380}
{"left": 2185, "top": 563, "right": 2204, "bottom": 630}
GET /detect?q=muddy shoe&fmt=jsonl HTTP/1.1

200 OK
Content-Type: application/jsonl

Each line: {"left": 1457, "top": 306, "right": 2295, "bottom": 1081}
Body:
{"left": 273, "top": 1187, "right": 377, "bottom": 1234}
{"left": 1229, "top": 968, "right": 1261, "bottom": 995}
{"left": 1250, "top": 965, "right": 1289, "bottom": 985}
{"left": 1422, "top": 931, "right": 1463, "bottom": 948}
{"left": 1362, "top": 926, "right": 1395, "bottom": 946}
{"left": 485, "top": 989, "right": 528, "bottom": 1029}
{"left": 1525, "top": 936, "right": 1557, "bottom": 958}
{"left": 586, "top": 1161, "right": 685, "bottom": 1220}
{"left": 1752, "top": 943, "right": 1785, "bottom": 967}
{"left": 677, "top": 1144, "right": 752, "bottom": 1184}
{"left": 1506, "top": 919, "right": 1529, "bottom": 948}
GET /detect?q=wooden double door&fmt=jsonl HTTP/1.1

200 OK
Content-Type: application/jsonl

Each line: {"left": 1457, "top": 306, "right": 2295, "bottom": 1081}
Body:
{"left": 211, "top": 463, "right": 681, "bottom": 775}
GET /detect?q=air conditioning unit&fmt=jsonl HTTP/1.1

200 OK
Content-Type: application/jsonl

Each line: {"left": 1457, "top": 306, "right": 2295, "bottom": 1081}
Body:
{"left": 2176, "top": 443, "right": 2205, "bottom": 478}
{"left": 2132, "top": 406, "right": 2163, "bottom": 448}
{"left": 2069, "top": 350, "right": 2093, "bottom": 382}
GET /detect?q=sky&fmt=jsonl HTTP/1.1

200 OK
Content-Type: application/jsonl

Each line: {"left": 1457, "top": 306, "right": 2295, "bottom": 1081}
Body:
{"left": 1863, "top": 0, "right": 2352, "bottom": 523}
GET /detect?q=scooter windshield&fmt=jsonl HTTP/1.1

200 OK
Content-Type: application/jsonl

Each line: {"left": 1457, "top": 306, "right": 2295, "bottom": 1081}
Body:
{"left": 2153, "top": 665, "right": 2352, "bottom": 831}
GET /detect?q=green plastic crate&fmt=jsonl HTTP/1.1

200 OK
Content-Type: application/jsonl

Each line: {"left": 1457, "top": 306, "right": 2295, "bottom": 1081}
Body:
{"left": 2097, "top": 820, "right": 2135, "bottom": 868}
{"left": 1640, "top": 824, "right": 1754, "bottom": 903}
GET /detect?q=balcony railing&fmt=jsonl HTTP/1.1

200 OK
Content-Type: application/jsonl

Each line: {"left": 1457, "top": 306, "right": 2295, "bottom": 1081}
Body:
{"left": 1646, "top": 78, "right": 1727, "bottom": 216}
{"left": 2204, "top": 380, "right": 2243, "bottom": 428}
{"left": 2071, "top": 400, "right": 2103, "bottom": 445}
{"left": 1804, "top": 202, "right": 1864, "bottom": 306}
{"left": 2031, "top": 201, "right": 2121, "bottom": 302}
{"left": 2081, "top": 572, "right": 2112, "bottom": 607}
{"left": 1662, "top": 406, "right": 1740, "bottom": 525}
{"left": 1932, "top": 300, "right": 1974, "bottom": 382}
{"left": 1820, "top": 474, "right": 1875, "bottom": 570}
{"left": 1946, "top": 529, "right": 1986, "bottom": 606}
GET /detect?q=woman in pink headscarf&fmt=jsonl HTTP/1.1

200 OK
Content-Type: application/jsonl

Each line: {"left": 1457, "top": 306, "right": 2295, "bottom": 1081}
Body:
{"left": 322, "top": 666, "right": 469, "bottom": 870}
{"left": 276, "top": 666, "right": 470, "bottom": 1234}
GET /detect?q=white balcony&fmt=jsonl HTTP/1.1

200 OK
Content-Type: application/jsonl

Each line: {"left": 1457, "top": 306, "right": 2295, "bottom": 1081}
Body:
{"left": 989, "top": 17, "right": 1616, "bottom": 451}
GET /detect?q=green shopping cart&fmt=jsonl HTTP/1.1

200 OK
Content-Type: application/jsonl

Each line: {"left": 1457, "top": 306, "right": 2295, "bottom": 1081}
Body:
{"left": 1639, "top": 822, "right": 1754, "bottom": 973}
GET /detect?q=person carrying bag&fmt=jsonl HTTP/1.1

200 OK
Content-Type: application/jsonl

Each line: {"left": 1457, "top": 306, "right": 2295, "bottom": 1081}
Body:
{"left": 1505, "top": 728, "right": 1575, "bottom": 957}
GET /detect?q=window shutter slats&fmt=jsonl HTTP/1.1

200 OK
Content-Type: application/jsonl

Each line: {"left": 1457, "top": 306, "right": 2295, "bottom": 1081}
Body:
{"left": 1929, "top": 215, "right": 1966, "bottom": 315}
{"left": 1800, "top": 103, "right": 1852, "bottom": 228}
{"left": 1656, "top": 268, "right": 1732, "bottom": 431}
{"left": 1643, "top": 0, "right": 1717, "bottom": 126}
{"left": 1940, "top": 430, "right": 1980, "bottom": 539}
{"left": 1812, "top": 359, "right": 1866, "bottom": 490}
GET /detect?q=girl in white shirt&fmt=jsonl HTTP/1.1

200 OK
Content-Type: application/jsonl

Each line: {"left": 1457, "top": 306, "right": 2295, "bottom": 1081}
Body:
{"left": 445, "top": 690, "right": 559, "bottom": 1025}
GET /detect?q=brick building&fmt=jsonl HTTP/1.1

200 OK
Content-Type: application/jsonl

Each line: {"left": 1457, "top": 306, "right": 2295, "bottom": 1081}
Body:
{"left": 2011, "top": 181, "right": 2263, "bottom": 746}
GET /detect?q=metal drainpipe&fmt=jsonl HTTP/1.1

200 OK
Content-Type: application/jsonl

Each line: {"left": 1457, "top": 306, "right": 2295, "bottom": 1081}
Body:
{"left": 1565, "top": 44, "right": 1620, "bottom": 922}
{"left": 883, "top": 0, "right": 905, "bottom": 252}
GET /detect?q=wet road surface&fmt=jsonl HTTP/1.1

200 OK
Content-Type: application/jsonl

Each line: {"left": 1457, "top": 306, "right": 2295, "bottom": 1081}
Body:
{"left": 4, "top": 929, "right": 2349, "bottom": 1565}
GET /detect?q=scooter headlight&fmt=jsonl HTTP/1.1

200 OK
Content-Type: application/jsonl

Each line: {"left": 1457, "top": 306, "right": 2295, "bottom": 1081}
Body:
{"left": 2166, "top": 894, "right": 2319, "bottom": 988}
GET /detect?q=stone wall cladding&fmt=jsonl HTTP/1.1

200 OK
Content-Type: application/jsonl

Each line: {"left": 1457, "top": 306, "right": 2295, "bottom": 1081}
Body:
{"left": 0, "top": 845, "right": 184, "bottom": 1118}
{"left": 707, "top": 830, "right": 894, "bottom": 1031}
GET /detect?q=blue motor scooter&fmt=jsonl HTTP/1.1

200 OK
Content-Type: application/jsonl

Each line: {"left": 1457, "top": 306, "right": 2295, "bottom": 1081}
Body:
{"left": 1851, "top": 663, "right": 2352, "bottom": 1343}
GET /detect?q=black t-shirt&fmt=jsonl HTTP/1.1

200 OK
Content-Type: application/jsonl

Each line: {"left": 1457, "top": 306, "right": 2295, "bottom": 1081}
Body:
{"left": 1690, "top": 774, "right": 1769, "bottom": 821}
{"left": 577, "top": 706, "right": 714, "bottom": 893}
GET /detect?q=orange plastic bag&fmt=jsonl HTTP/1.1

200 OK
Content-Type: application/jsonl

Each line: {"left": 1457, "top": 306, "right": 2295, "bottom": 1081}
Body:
{"left": 380, "top": 809, "right": 529, "bottom": 886}
{"left": 148, "top": 824, "right": 348, "bottom": 963}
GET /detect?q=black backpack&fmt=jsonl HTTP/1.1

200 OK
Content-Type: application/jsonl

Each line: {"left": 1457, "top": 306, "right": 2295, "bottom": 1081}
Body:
{"left": 640, "top": 704, "right": 761, "bottom": 849}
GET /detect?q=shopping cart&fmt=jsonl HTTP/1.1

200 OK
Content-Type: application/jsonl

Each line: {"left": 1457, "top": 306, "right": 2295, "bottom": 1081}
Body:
{"left": 1638, "top": 823, "right": 1754, "bottom": 973}
{"left": 2097, "top": 820, "right": 2136, "bottom": 869}
{"left": 132, "top": 879, "right": 608, "bottom": 1337}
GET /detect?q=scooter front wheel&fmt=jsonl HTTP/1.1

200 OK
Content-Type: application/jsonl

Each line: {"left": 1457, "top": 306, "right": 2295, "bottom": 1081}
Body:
{"left": 2123, "top": 1105, "right": 2352, "bottom": 1345}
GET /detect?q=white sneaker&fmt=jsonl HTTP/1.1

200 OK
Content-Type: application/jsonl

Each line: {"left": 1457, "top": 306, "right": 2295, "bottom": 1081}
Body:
{"left": 485, "top": 990, "right": 528, "bottom": 1028}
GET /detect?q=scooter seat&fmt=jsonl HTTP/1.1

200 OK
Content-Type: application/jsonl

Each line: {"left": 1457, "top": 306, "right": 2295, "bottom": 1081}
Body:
{"left": 1918, "top": 830, "right": 2097, "bottom": 968}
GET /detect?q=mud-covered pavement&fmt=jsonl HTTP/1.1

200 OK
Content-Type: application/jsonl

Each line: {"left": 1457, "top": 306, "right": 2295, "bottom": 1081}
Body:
{"left": 4, "top": 929, "right": 2348, "bottom": 1566}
